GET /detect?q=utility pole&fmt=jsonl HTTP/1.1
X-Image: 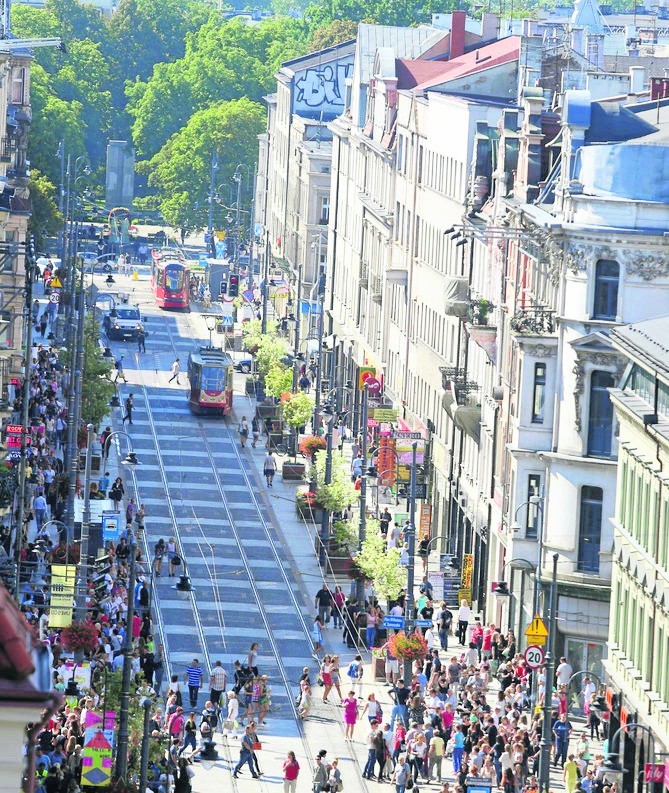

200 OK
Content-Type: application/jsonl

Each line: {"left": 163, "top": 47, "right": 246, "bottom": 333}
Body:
{"left": 538, "top": 553, "right": 559, "bottom": 792}
{"left": 291, "top": 264, "right": 302, "bottom": 393}
{"left": 261, "top": 233, "right": 270, "bottom": 334}
{"left": 13, "top": 241, "right": 35, "bottom": 595}
{"left": 318, "top": 339, "right": 336, "bottom": 567}
{"left": 75, "top": 424, "right": 94, "bottom": 621}
{"left": 234, "top": 168, "right": 242, "bottom": 274}
{"left": 249, "top": 164, "right": 257, "bottom": 275}
{"left": 115, "top": 540, "right": 137, "bottom": 781}
{"left": 207, "top": 151, "right": 218, "bottom": 259}
{"left": 403, "top": 442, "right": 418, "bottom": 685}
{"left": 356, "top": 385, "right": 368, "bottom": 607}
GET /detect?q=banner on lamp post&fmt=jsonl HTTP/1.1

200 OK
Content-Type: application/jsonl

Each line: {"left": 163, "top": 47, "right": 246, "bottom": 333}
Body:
{"left": 49, "top": 564, "right": 76, "bottom": 628}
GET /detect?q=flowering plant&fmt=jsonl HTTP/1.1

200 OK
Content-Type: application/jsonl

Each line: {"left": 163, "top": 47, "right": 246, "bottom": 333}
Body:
{"left": 387, "top": 630, "right": 428, "bottom": 661}
{"left": 60, "top": 620, "right": 99, "bottom": 655}
{"left": 298, "top": 434, "right": 326, "bottom": 460}
{"left": 296, "top": 490, "right": 318, "bottom": 507}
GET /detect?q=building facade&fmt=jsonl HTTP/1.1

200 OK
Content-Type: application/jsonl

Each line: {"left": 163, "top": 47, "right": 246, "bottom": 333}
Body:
{"left": 605, "top": 315, "right": 669, "bottom": 780}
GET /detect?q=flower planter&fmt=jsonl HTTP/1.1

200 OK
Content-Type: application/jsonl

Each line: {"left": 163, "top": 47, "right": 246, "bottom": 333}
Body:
{"left": 282, "top": 461, "right": 305, "bottom": 481}
{"left": 256, "top": 403, "right": 279, "bottom": 420}
{"left": 372, "top": 656, "right": 385, "bottom": 680}
{"left": 328, "top": 553, "right": 352, "bottom": 576}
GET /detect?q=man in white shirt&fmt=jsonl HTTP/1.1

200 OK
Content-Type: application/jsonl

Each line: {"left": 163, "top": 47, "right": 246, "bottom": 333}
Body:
{"left": 556, "top": 657, "right": 573, "bottom": 687}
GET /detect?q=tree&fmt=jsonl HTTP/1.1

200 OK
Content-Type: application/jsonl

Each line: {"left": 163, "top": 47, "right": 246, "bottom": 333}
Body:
{"left": 283, "top": 391, "right": 314, "bottom": 429}
{"left": 314, "top": 448, "right": 358, "bottom": 512}
{"left": 265, "top": 365, "right": 293, "bottom": 400}
{"left": 242, "top": 319, "right": 277, "bottom": 353}
{"left": 308, "top": 19, "right": 358, "bottom": 51}
{"left": 146, "top": 97, "right": 265, "bottom": 229}
{"left": 80, "top": 311, "right": 115, "bottom": 427}
{"left": 255, "top": 335, "right": 290, "bottom": 380}
{"left": 28, "top": 64, "right": 87, "bottom": 185}
{"left": 354, "top": 530, "right": 406, "bottom": 602}
{"left": 28, "top": 171, "right": 63, "bottom": 252}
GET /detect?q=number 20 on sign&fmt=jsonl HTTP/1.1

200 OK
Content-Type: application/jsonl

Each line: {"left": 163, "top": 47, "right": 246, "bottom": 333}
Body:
{"left": 524, "top": 645, "right": 545, "bottom": 670}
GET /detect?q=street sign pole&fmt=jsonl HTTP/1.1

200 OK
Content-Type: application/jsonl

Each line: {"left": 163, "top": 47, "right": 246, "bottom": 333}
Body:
{"left": 538, "top": 554, "right": 559, "bottom": 793}
{"left": 403, "top": 442, "right": 418, "bottom": 686}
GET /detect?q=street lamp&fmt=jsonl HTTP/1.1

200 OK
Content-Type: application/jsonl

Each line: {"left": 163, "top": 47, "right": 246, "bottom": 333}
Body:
{"left": 318, "top": 404, "right": 335, "bottom": 567}
{"left": 402, "top": 441, "right": 419, "bottom": 686}
{"left": 207, "top": 152, "right": 219, "bottom": 259}
{"left": 173, "top": 573, "right": 194, "bottom": 600}
{"left": 356, "top": 384, "right": 369, "bottom": 608}
{"left": 510, "top": 491, "right": 545, "bottom": 618}
{"left": 604, "top": 723, "right": 657, "bottom": 793}
{"left": 202, "top": 313, "right": 219, "bottom": 349}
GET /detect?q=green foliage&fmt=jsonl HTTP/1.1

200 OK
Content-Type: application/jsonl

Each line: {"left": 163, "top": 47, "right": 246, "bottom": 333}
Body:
{"left": 28, "top": 171, "right": 63, "bottom": 253}
{"left": 127, "top": 17, "right": 308, "bottom": 160}
{"left": 282, "top": 391, "right": 314, "bottom": 428}
{"left": 254, "top": 334, "right": 289, "bottom": 380}
{"left": 314, "top": 448, "right": 358, "bottom": 513}
{"left": 146, "top": 98, "right": 265, "bottom": 229}
{"left": 354, "top": 528, "right": 406, "bottom": 601}
{"left": 265, "top": 364, "right": 293, "bottom": 399}
{"left": 242, "top": 318, "right": 277, "bottom": 352}
{"left": 304, "top": 0, "right": 458, "bottom": 27}
{"left": 29, "top": 64, "right": 87, "bottom": 185}
{"left": 80, "top": 311, "right": 115, "bottom": 427}
{"left": 308, "top": 19, "right": 358, "bottom": 51}
{"left": 332, "top": 519, "right": 356, "bottom": 550}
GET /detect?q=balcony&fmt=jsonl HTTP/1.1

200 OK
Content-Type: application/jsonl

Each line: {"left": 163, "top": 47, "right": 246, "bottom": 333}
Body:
{"left": 440, "top": 367, "right": 482, "bottom": 443}
{"left": 370, "top": 273, "right": 383, "bottom": 304}
{"left": 467, "top": 298, "right": 495, "bottom": 327}
{"left": 510, "top": 306, "right": 556, "bottom": 335}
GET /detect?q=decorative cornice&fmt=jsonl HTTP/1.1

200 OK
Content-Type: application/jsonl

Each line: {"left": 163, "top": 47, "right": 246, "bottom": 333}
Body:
{"left": 538, "top": 235, "right": 669, "bottom": 285}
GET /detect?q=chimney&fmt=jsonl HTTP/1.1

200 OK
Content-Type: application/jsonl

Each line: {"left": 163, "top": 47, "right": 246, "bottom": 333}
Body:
{"left": 481, "top": 12, "right": 499, "bottom": 42}
{"left": 570, "top": 27, "right": 584, "bottom": 55}
{"left": 585, "top": 33, "right": 605, "bottom": 70}
{"left": 629, "top": 65, "right": 646, "bottom": 94}
{"left": 555, "top": 89, "right": 591, "bottom": 213}
{"left": 514, "top": 87, "right": 545, "bottom": 203}
{"left": 450, "top": 10, "right": 466, "bottom": 59}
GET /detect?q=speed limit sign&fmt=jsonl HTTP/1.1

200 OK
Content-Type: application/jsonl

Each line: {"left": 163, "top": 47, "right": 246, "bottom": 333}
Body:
{"left": 49, "top": 292, "right": 60, "bottom": 304}
{"left": 524, "top": 644, "right": 545, "bottom": 669}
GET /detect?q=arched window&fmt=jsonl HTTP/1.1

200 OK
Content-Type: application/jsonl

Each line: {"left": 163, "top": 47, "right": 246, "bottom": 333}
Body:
{"left": 577, "top": 486, "right": 603, "bottom": 573}
{"left": 587, "top": 370, "right": 614, "bottom": 457}
{"left": 593, "top": 259, "right": 619, "bottom": 320}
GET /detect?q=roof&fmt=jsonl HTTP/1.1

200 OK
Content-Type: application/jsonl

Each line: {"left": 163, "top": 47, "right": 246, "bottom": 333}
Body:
{"left": 411, "top": 36, "right": 520, "bottom": 92}
{"left": 585, "top": 101, "right": 658, "bottom": 143}
{"left": 0, "top": 584, "right": 35, "bottom": 680}
{"left": 395, "top": 58, "right": 453, "bottom": 89}
{"left": 611, "top": 316, "right": 669, "bottom": 381}
{"left": 357, "top": 24, "right": 446, "bottom": 84}
{"left": 188, "top": 347, "right": 233, "bottom": 367}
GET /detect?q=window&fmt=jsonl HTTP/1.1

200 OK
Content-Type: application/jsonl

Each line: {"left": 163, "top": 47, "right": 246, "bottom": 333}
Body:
{"left": 593, "top": 259, "right": 619, "bottom": 320}
{"left": 10, "top": 68, "right": 25, "bottom": 105}
{"left": 577, "top": 485, "right": 603, "bottom": 573}
{"left": 532, "top": 363, "right": 547, "bottom": 423}
{"left": 526, "top": 474, "right": 542, "bottom": 538}
{"left": 587, "top": 370, "right": 615, "bottom": 456}
{"left": 319, "top": 195, "right": 330, "bottom": 225}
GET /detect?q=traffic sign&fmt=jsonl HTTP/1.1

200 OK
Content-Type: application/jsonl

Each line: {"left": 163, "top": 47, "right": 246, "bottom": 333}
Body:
{"left": 414, "top": 619, "right": 433, "bottom": 628}
{"left": 383, "top": 615, "right": 405, "bottom": 630}
{"left": 524, "top": 644, "right": 545, "bottom": 669}
{"left": 49, "top": 292, "right": 60, "bottom": 304}
{"left": 524, "top": 615, "right": 549, "bottom": 646}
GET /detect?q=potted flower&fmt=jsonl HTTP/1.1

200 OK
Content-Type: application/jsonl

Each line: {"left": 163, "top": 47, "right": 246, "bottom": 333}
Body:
{"left": 61, "top": 620, "right": 99, "bottom": 659}
{"left": 299, "top": 435, "right": 327, "bottom": 460}
{"left": 296, "top": 490, "right": 323, "bottom": 522}
{"left": 387, "top": 630, "right": 428, "bottom": 662}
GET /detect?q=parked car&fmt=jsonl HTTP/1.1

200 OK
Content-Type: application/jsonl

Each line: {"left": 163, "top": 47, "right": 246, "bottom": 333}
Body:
{"left": 234, "top": 356, "right": 253, "bottom": 373}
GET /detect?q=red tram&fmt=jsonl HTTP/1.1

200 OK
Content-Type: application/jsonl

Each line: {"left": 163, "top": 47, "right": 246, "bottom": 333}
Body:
{"left": 151, "top": 248, "right": 190, "bottom": 309}
{"left": 187, "top": 348, "right": 234, "bottom": 415}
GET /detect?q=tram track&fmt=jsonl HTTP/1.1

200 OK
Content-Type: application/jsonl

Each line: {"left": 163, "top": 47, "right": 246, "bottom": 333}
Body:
{"left": 109, "top": 292, "right": 370, "bottom": 793}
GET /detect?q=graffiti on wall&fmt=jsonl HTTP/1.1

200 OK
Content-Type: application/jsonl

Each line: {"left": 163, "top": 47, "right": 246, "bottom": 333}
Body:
{"left": 293, "top": 58, "right": 353, "bottom": 119}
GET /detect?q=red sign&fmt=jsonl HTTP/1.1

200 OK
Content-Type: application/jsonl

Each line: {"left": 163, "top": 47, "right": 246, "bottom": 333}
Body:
{"left": 664, "top": 758, "right": 669, "bottom": 789}
{"left": 5, "top": 425, "right": 22, "bottom": 434}
{"left": 644, "top": 764, "right": 663, "bottom": 784}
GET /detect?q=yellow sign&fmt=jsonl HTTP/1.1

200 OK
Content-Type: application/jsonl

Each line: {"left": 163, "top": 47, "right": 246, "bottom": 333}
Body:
{"left": 461, "top": 553, "right": 474, "bottom": 591}
{"left": 49, "top": 564, "right": 76, "bottom": 628}
{"left": 524, "top": 614, "right": 549, "bottom": 646}
{"left": 359, "top": 366, "right": 376, "bottom": 390}
{"left": 373, "top": 408, "right": 398, "bottom": 422}
{"left": 81, "top": 728, "right": 114, "bottom": 787}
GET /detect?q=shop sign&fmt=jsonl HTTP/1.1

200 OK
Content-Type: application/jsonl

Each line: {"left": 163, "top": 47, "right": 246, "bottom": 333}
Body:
{"left": 49, "top": 564, "right": 76, "bottom": 628}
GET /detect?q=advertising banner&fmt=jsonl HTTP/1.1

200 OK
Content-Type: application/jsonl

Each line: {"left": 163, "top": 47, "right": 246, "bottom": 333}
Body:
{"left": 81, "top": 728, "right": 115, "bottom": 787}
{"left": 49, "top": 564, "right": 76, "bottom": 628}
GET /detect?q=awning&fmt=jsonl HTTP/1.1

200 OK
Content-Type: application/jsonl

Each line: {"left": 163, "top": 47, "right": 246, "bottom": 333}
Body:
{"left": 444, "top": 276, "right": 470, "bottom": 319}
{"left": 441, "top": 383, "right": 481, "bottom": 444}
{"left": 468, "top": 326, "right": 497, "bottom": 364}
